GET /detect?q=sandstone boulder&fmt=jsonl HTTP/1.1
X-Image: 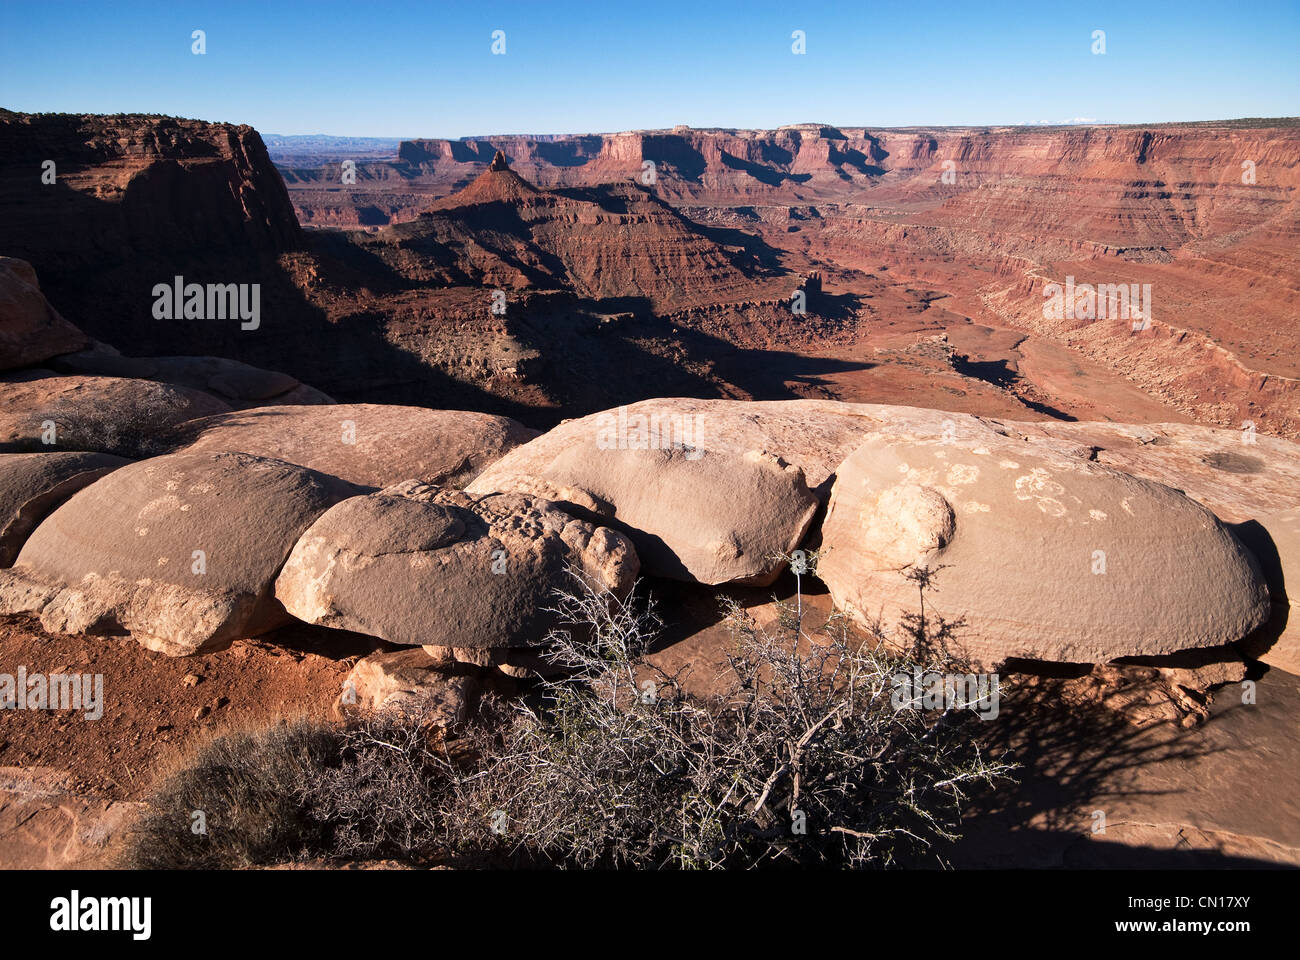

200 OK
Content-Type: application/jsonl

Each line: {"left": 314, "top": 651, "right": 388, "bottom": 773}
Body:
{"left": 1014, "top": 659, "right": 1243, "bottom": 731}
{"left": 173, "top": 403, "right": 536, "bottom": 488}
{"left": 336, "top": 648, "right": 480, "bottom": 726}
{"left": 818, "top": 430, "right": 1271, "bottom": 667}
{"left": 422, "top": 643, "right": 563, "bottom": 679}
{"left": 465, "top": 399, "right": 874, "bottom": 584}
{"left": 276, "top": 480, "right": 638, "bottom": 651}
{"left": 0, "top": 451, "right": 356, "bottom": 655}
{"left": 999, "top": 419, "right": 1300, "bottom": 675}
{"left": 0, "top": 371, "right": 230, "bottom": 457}
{"left": 0, "top": 258, "right": 88, "bottom": 370}
{"left": 0, "top": 452, "right": 131, "bottom": 566}
{"left": 470, "top": 398, "right": 908, "bottom": 500}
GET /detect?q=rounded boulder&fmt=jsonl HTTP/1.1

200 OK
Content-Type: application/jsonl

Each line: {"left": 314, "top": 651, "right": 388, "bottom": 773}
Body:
{"left": 818, "top": 431, "right": 1272, "bottom": 667}
{"left": 0, "top": 451, "right": 357, "bottom": 655}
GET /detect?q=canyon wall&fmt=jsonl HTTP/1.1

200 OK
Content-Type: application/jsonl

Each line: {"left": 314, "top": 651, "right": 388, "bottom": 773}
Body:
{"left": 316, "top": 120, "right": 1297, "bottom": 436}
{"left": 278, "top": 120, "right": 1300, "bottom": 214}
{"left": 3, "top": 112, "right": 1296, "bottom": 438}
{"left": 0, "top": 113, "right": 304, "bottom": 357}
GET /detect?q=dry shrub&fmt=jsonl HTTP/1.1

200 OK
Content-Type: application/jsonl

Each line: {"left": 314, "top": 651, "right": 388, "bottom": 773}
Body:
{"left": 119, "top": 722, "right": 341, "bottom": 869}
{"left": 301, "top": 718, "right": 445, "bottom": 861}
{"left": 119, "top": 718, "right": 446, "bottom": 869}
{"left": 435, "top": 567, "right": 1016, "bottom": 868}
{"left": 28, "top": 380, "right": 195, "bottom": 458}
{"left": 121, "top": 567, "right": 1015, "bottom": 869}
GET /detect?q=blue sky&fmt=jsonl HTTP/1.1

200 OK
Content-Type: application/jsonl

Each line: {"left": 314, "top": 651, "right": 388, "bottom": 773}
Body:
{"left": 2, "top": 1, "right": 1297, "bottom": 136}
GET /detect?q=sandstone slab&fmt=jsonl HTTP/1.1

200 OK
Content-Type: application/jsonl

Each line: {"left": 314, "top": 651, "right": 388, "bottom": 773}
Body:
{"left": 0, "top": 451, "right": 356, "bottom": 655}
{"left": 50, "top": 347, "right": 334, "bottom": 408}
{"left": 0, "top": 452, "right": 131, "bottom": 566}
{"left": 1000, "top": 419, "right": 1300, "bottom": 523}
{"left": 174, "top": 403, "right": 536, "bottom": 488}
{"left": 276, "top": 480, "right": 638, "bottom": 651}
{"left": 0, "top": 767, "right": 144, "bottom": 869}
{"left": 0, "top": 371, "right": 230, "bottom": 457}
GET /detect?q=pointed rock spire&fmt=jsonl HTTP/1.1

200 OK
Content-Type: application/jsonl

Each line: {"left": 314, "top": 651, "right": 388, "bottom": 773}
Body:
{"left": 426, "top": 149, "right": 538, "bottom": 210}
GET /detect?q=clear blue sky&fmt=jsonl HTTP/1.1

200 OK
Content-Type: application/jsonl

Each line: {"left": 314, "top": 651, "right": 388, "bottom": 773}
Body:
{"left": 3, "top": 0, "right": 1297, "bottom": 137}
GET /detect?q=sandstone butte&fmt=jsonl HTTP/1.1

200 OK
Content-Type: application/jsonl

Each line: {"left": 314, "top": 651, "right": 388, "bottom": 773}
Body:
{"left": 278, "top": 121, "right": 1300, "bottom": 441}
